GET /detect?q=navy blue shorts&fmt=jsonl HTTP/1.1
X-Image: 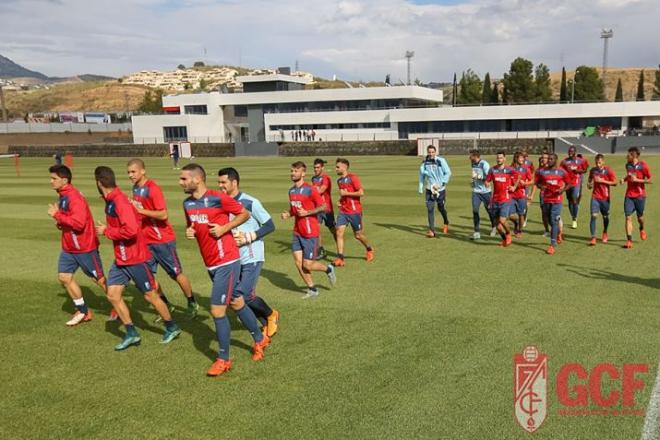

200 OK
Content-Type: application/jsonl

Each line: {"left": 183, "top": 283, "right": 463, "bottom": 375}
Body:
{"left": 566, "top": 185, "right": 582, "bottom": 202}
{"left": 207, "top": 261, "right": 241, "bottom": 306}
{"left": 108, "top": 262, "right": 156, "bottom": 294}
{"left": 234, "top": 261, "right": 263, "bottom": 302}
{"left": 591, "top": 199, "right": 610, "bottom": 216}
{"left": 624, "top": 197, "right": 646, "bottom": 217}
{"left": 292, "top": 234, "right": 319, "bottom": 261}
{"left": 317, "top": 211, "right": 336, "bottom": 229}
{"left": 542, "top": 203, "right": 562, "bottom": 222}
{"left": 492, "top": 201, "right": 512, "bottom": 219}
{"left": 512, "top": 198, "right": 527, "bottom": 216}
{"left": 425, "top": 189, "right": 447, "bottom": 207}
{"left": 58, "top": 249, "right": 105, "bottom": 281}
{"left": 147, "top": 241, "right": 183, "bottom": 279}
{"left": 337, "top": 213, "right": 363, "bottom": 232}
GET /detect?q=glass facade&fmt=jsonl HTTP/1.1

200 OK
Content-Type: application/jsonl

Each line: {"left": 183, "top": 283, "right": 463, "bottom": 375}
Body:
{"left": 184, "top": 105, "right": 208, "bottom": 115}
{"left": 163, "top": 126, "right": 188, "bottom": 141}
{"left": 270, "top": 122, "right": 391, "bottom": 130}
{"left": 233, "top": 98, "right": 435, "bottom": 115}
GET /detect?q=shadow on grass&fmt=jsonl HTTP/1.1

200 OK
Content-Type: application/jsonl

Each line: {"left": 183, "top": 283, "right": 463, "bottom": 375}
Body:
{"left": 558, "top": 265, "right": 660, "bottom": 290}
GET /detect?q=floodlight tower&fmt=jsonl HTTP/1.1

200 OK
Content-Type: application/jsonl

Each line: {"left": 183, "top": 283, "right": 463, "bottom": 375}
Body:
{"left": 600, "top": 29, "right": 613, "bottom": 85}
{"left": 405, "top": 51, "right": 415, "bottom": 85}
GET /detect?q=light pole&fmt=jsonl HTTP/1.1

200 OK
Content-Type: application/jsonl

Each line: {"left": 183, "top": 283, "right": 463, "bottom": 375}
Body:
{"left": 570, "top": 68, "right": 580, "bottom": 103}
{"left": 601, "top": 29, "right": 613, "bottom": 86}
{"left": 405, "top": 51, "right": 415, "bottom": 85}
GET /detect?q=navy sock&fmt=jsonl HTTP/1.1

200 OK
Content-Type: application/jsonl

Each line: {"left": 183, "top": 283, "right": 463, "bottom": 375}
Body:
{"left": 74, "top": 301, "right": 88, "bottom": 314}
{"left": 627, "top": 234, "right": 632, "bottom": 240}
{"left": 325, "top": 265, "right": 333, "bottom": 274}
{"left": 247, "top": 296, "right": 273, "bottom": 320}
{"left": 235, "top": 306, "right": 263, "bottom": 343}
{"left": 590, "top": 216, "right": 596, "bottom": 237}
{"left": 473, "top": 212, "right": 480, "bottom": 231}
{"left": 125, "top": 323, "right": 138, "bottom": 337}
{"left": 214, "top": 316, "right": 231, "bottom": 361}
{"left": 603, "top": 216, "right": 609, "bottom": 232}
{"left": 186, "top": 295, "right": 196, "bottom": 305}
{"left": 164, "top": 320, "right": 177, "bottom": 331}
{"left": 439, "top": 207, "right": 449, "bottom": 225}
{"left": 337, "top": 253, "right": 344, "bottom": 259}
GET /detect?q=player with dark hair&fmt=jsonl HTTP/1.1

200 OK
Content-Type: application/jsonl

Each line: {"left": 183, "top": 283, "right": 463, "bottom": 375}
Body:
{"left": 180, "top": 163, "right": 269, "bottom": 376}
{"left": 94, "top": 166, "right": 181, "bottom": 350}
{"left": 311, "top": 158, "right": 336, "bottom": 259}
{"left": 530, "top": 152, "right": 551, "bottom": 236}
{"left": 126, "top": 158, "right": 198, "bottom": 319}
{"left": 560, "top": 146, "right": 589, "bottom": 229}
{"left": 587, "top": 154, "right": 617, "bottom": 246}
{"left": 485, "top": 151, "right": 519, "bottom": 247}
{"left": 48, "top": 165, "right": 106, "bottom": 326}
{"left": 510, "top": 151, "right": 533, "bottom": 238}
{"left": 418, "top": 145, "right": 452, "bottom": 237}
{"left": 621, "top": 147, "right": 653, "bottom": 249}
{"left": 535, "top": 154, "right": 570, "bottom": 255}
{"left": 281, "top": 161, "right": 337, "bottom": 299}
{"left": 469, "top": 150, "right": 496, "bottom": 240}
{"left": 333, "top": 158, "right": 374, "bottom": 265}
{"left": 217, "top": 167, "right": 280, "bottom": 337}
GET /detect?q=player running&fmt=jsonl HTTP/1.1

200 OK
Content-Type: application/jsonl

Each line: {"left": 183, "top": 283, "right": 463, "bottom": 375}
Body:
{"left": 418, "top": 145, "right": 452, "bottom": 237}
{"left": 334, "top": 158, "right": 374, "bottom": 265}
{"left": 530, "top": 152, "right": 551, "bottom": 236}
{"left": 620, "top": 147, "right": 653, "bottom": 249}
{"left": 510, "top": 152, "right": 533, "bottom": 238}
{"left": 535, "top": 154, "right": 570, "bottom": 255}
{"left": 179, "top": 164, "right": 270, "bottom": 376}
{"left": 469, "top": 150, "right": 497, "bottom": 240}
{"left": 48, "top": 165, "right": 106, "bottom": 326}
{"left": 485, "top": 151, "right": 519, "bottom": 247}
{"left": 521, "top": 150, "right": 535, "bottom": 227}
{"left": 560, "top": 146, "right": 589, "bottom": 229}
{"left": 217, "top": 167, "right": 280, "bottom": 337}
{"left": 126, "top": 159, "right": 199, "bottom": 319}
{"left": 311, "top": 158, "right": 336, "bottom": 259}
{"left": 94, "top": 166, "right": 181, "bottom": 350}
{"left": 281, "top": 161, "right": 337, "bottom": 299}
{"left": 587, "top": 154, "right": 617, "bottom": 246}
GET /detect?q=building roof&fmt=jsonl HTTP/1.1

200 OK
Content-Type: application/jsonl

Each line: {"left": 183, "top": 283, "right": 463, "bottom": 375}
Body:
{"left": 236, "top": 74, "right": 311, "bottom": 85}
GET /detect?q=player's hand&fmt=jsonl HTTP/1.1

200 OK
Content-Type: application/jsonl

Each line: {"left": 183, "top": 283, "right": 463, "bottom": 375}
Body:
{"left": 185, "top": 224, "right": 196, "bottom": 239}
{"left": 96, "top": 221, "right": 107, "bottom": 236}
{"left": 280, "top": 211, "right": 290, "bottom": 220}
{"left": 208, "top": 223, "right": 228, "bottom": 238}
{"left": 297, "top": 208, "right": 310, "bottom": 217}
{"left": 130, "top": 199, "right": 144, "bottom": 213}
{"left": 47, "top": 203, "right": 59, "bottom": 218}
{"left": 508, "top": 186, "right": 516, "bottom": 193}
{"left": 339, "top": 189, "right": 349, "bottom": 196}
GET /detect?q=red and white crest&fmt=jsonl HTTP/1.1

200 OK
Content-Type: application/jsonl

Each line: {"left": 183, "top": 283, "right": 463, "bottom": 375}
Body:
{"left": 514, "top": 346, "right": 548, "bottom": 433}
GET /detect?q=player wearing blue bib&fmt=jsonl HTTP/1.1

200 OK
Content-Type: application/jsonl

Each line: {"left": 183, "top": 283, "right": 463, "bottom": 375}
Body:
{"left": 217, "top": 167, "right": 280, "bottom": 337}
{"left": 418, "top": 145, "right": 452, "bottom": 237}
{"left": 468, "top": 150, "right": 497, "bottom": 240}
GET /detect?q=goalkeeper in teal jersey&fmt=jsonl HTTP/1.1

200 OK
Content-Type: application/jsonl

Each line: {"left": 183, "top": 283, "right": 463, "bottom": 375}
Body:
{"left": 418, "top": 145, "right": 452, "bottom": 237}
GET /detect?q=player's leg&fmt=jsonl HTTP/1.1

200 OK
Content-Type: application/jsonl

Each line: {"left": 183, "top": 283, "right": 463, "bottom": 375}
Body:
{"left": 550, "top": 204, "right": 561, "bottom": 250}
{"left": 483, "top": 193, "right": 498, "bottom": 236}
{"left": 518, "top": 198, "right": 527, "bottom": 235}
{"left": 350, "top": 216, "right": 374, "bottom": 262}
{"left": 333, "top": 219, "right": 348, "bottom": 266}
{"left": 589, "top": 199, "right": 599, "bottom": 245}
{"left": 230, "top": 293, "right": 270, "bottom": 361}
{"left": 301, "top": 237, "right": 336, "bottom": 285}
{"left": 624, "top": 197, "right": 635, "bottom": 248}
{"left": 56, "top": 252, "right": 92, "bottom": 324}
{"left": 147, "top": 244, "right": 173, "bottom": 309}
{"left": 159, "top": 241, "right": 198, "bottom": 315}
{"left": 106, "top": 265, "right": 141, "bottom": 350}
{"left": 317, "top": 213, "right": 326, "bottom": 256}
{"left": 235, "top": 262, "right": 270, "bottom": 326}
{"left": 471, "top": 193, "right": 481, "bottom": 239}
{"left": 207, "top": 265, "right": 234, "bottom": 375}
{"left": 601, "top": 200, "right": 610, "bottom": 243}
{"left": 540, "top": 195, "right": 549, "bottom": 235}
{"left": 636, "top": 198, "right": 647, "bottom": 241}
{"left": 425, "top": 190, "right": 436, "bottom": 237}
{"left": 436, "top": 190, "right": 449, "bottom": 233}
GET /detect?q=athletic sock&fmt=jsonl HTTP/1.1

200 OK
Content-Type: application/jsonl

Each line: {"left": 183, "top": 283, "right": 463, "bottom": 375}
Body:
{"left": 640, "top": 224, "right": 645, "bottom": 231}
{"left": 627, "top": 234, "right": 632, "bottom": 240}
{"left": 325, "top": 265, "right": 333, "bottom": 274}
{"left": 500, "top": 232, "right": 506, "bottom": 240}
{"left": 163, "top": 320, "right": 177, "bottom": 331}
{"left": 590, "top": 216, "right": 596, "bottom": 237}
{"left": 247, "top": 296, "right": 273, "bottom": 320}
{"left": 603, "top": 215, "right": 609, "bottom": 233}
{"left": 366, "top": 246, "right": 373, "bottom": 252}
{"left": 337, "top": 253, "right": 344, "bottom": 260}
{"left": 73, "top": 298, "right": 88, "bottom": 314}
{"left": 213, "top": 316, "right": 231, "bottom": 361}
{"left": 186, "top": 295, "right": 197, "bottom": 305}
{"left": 235, "top": 306, "right": 263, "bottom": 343}
{"left": 125, "top": 323, "right": 138, "bottom": 337}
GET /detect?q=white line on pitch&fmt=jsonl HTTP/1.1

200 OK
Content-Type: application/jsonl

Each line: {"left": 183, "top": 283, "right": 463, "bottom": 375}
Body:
{"left": 641, "top": 364, "right": 660, "bottom": 440}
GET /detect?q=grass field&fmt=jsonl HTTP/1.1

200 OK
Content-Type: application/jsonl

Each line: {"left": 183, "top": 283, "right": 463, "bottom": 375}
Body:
{"left": 0, "top": 155, "right": 658, "bottom": 439}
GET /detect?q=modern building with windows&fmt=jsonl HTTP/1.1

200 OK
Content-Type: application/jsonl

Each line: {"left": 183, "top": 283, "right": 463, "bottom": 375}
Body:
{"left": 131, "top": 73, "right": 660, "bottom": 145}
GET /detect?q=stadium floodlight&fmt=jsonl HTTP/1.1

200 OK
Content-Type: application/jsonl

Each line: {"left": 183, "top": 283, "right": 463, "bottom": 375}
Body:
{"left": 405, "top": 51, "right": 415, "bottom": 85}
{"left": 600, "top": 29, "right": 613, "bottom": 86}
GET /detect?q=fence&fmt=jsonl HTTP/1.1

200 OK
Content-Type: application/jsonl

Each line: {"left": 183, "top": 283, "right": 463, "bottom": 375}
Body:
{"left": 0, "top": 122, "right": 132, "bottom": 134}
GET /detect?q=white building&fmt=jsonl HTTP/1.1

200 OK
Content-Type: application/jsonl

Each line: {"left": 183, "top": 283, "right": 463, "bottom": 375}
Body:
{"left": 131, "top": 73, "right": 660, "bottom": 145}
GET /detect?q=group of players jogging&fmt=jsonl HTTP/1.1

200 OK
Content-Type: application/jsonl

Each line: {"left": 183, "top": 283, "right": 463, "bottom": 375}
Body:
{"left": 419, "top": 144, "right": 652, "bottom": 255}
{"left": 48, "top": 157, "right": 373, "bottom": 376}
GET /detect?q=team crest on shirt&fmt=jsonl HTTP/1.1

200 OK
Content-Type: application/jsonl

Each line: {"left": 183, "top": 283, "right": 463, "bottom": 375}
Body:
{"left": 203, "top": 197, "right": 209, "bottom": 207}
{"left": 189, "top": 213, "right": 209, "bottom": 224}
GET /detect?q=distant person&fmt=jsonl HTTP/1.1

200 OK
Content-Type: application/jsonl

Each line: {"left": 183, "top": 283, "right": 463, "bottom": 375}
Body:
{"left": 279, "top": 128, "right": 284, "bottom": 142}
{"left": 485, "top": 151, "right": 518, "bottom": 247}
{"left": 170, "top": 144, "right": 180, "bottom": 170}
{"left": 48, "top": 165, "right": 106, "bottom": 326}
{"left": 53, "top": 151, "right": 63, "bottom": 166}
{"left": 587, "top": 154, "right": 617, "bottom": 246}
{"left": 469, "top": 150, "right": 496, "bottom": 240}
{"left": 291, "top": 130, "right": 296, "bottom": 142}
{"left": 311, "top": 158, "right": 336, "bottom": 259}
{"left": 418, "top": 145, "right": 452, "bottom": 237}
{"left": 560, "top": 146, "right": 589, "bottom": 229}
{"left": 621, "top": 147, "right": 652, "bottom": 249}
{"left": 311, "top": 129, "right": 316, "bottom": 141}
{"left": 510, "top": 151, "right": 533, "bottom": 238}
{"left": 535, "top": 154, "right": 569, "bottom": 255}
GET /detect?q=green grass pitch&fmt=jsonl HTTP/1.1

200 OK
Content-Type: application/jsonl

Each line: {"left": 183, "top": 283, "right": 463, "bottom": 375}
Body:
{"left": 0, "top": 155, "right": 658, "bottom": 439}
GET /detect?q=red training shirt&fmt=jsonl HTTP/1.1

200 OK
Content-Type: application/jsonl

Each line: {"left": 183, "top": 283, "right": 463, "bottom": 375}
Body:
{"left": 486, "top": 165, "right": 517, "bottom": 203}
{"left": 535, "top": 168, "right": 570, "bottom": 204}
{"left": 624, "top": 161, "right": 652, "bottom": 198}
{"left": 103, "top": 187, "right": 151, "bottom": 266}
{"left": 589, "top": 166, "right": 616, "bottom": 201}
{"left": 560, "top": 156, "right": 589, "bottom": 187}
{"left": 311, "top": 173, "right": 333, "bottom": 213}
{"left": 132, "top": 179, "right": 176, "bottom": 244}
{"left": 337, "top": 173, "right": 363, "bottom": 214}
{"left": 288, "top": 183, "right": 323, "bottom": 238}
{"left": 512, "top": 165, "right": 532, "bottom": 199}
{"left": 54, "top": 184, "right": 99, "bottom": 253}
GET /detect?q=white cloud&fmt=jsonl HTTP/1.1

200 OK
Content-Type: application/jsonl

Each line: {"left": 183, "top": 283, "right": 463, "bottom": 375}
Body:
{"left": 0, "top": 0, "right": 657, "bottom": 82}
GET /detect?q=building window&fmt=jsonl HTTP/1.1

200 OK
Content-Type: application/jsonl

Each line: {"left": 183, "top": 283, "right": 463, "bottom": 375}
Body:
{"left": 184, "top": 105, "right": 208, "bottom": 115}
{"left": 234, "top": 106, "right": 247, "bottom": 117}
{"left": 163, "top": 126, "right": 188, "bottom": 141}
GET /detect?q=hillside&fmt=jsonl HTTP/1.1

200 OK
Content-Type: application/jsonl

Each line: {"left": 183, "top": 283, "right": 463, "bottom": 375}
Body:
{"left": 3, "top": 81, "right": 149, "bottom": 117}
{"left": 0, "top": 54, "right": 47, "bottom": 80}
{"left": 549, "top": 67, "right": 658, "bottom": 102}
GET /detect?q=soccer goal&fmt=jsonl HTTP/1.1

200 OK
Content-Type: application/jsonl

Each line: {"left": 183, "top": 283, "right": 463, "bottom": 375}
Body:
{"left": 0, "top": 154, "right": 20, "bottom": 176}
{"left": 416, "top": 138, "right": 441, "bottom": 156}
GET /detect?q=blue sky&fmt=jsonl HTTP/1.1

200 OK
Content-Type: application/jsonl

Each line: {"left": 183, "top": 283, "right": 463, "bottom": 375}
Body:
{"left": 0, "top": 0, "right": 658, "bottom": 82}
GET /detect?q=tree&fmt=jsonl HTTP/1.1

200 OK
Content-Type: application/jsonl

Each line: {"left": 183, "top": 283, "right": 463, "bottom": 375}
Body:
{"left": 654, "top": 65, "right": 660, "bottom": 99}
{"left": 490, "top": 81, "right": 500, "bottom": 104}
{"left": 636, "top": 69, "right": 645, "bottom": 101}
{"left": 457, "top": 69, "right": 482, "bottom": 104}
{"left": 502, "top": 57, "right": 535, "bottom": 103}
{"left": 193, "top": 61, "right": 205, "bottom": 68}
{"left": 137, "top": 89, "right": 164, "bottom": 114}
{"left": 559, "top": 67, "right": 568, "bottom": 103}
{"left": 481, "top": 72, "right": 492, "bottom": 104}
{"left": 615, "top": 78, "right": 623, "bottom": 102}
{"left": 573, "top": 66, "right": 604, "bottom": 102}
{"left": 198, "top": 78, "right": 208, "bottom": 91}
{"left": 177, "top": 64, "right": 186, "bottom": 70}
{"left": 534, "top": 63, "right": 552, "bottom": 102}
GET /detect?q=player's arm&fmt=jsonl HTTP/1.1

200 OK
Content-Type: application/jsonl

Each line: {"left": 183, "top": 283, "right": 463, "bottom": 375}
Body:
{"left": 240, "top": 200, "right": 275, "bottom": 245}
{"left": 340, "top": 176, "right": 364, "bottom": 197}
{"left": 133, "top": 185, "right": 168, "bottom": 220}
{"left": 51, "top": 195, "right": 87, "bottom": 231}
{"left": 484, "top": 169, "right": 493, "bottom": 188}
{"left": 297, "top": 188, "right": 327, "bottom": 217}
{"left": 439, "top": 157, "right": 452, "bottom": 184}
{"left": 638, "top": 164, "right": 653, "bottom": 184}
{"left": 418, "top": 162, "right": 426, "bottom": 193}
{"left": 208, "top": 196, "right": 250, "bottom": 238}
{"left": 101, "top": 199, "right": 139, "bottom": 240}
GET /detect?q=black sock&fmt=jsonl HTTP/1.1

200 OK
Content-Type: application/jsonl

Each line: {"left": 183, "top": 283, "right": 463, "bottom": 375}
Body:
{"left": 248, "top": 297, "right": 273, "bottom": 320}
{"left": 366, "top": 246, "right": 373, "bottom": 252}
{"left": 160, "top": 294, "right": 170, "bottom": 305}
{"left": 640, "top": 224, "right": 645, "bottom": 231}
{"left": 338, "top": 253, "right": 344, "bottom": 259}
{"left": 325, "top": 266, "right": 332, "bottom": 274}
{"left": 186, "top": 295, "right": 196, "bottom": 305}
{"left": 627, "top": 234, "right": 632, "bottom": 240}
{"left": 500, "top": 232, "right": 506, "bottom": 240}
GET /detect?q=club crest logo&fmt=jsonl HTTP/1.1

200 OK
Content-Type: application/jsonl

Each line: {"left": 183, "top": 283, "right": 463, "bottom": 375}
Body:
{"left": 514, "top": 346, "right": 548, "bottom": 433}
